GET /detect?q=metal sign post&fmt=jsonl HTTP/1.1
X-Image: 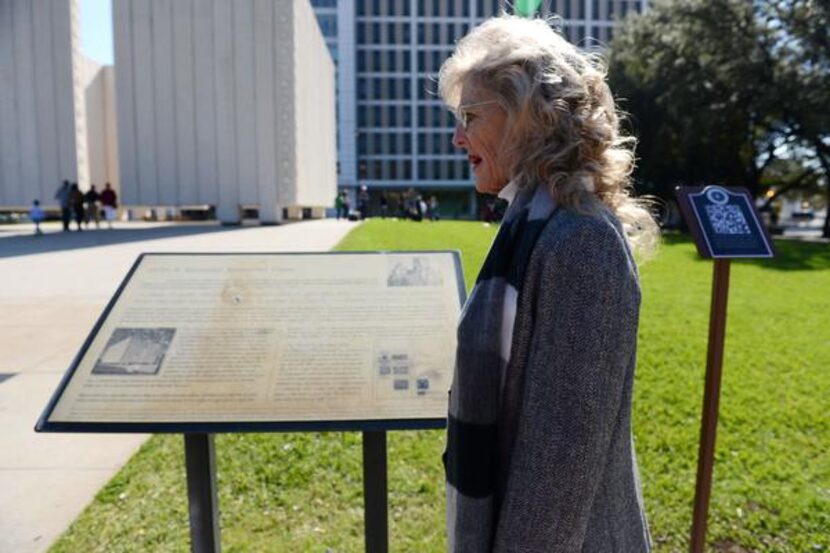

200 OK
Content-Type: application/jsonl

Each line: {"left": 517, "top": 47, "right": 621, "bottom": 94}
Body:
{"left": 184, "top": 433, "right": 221, "bottom": 553}
{"left": 362, "top": 430, "right": 389, "bottom": 553}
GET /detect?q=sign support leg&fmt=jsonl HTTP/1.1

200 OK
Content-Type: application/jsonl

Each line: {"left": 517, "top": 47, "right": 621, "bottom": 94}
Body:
{"left": 690, "top": 259, "right": 731, "bottom": 553}
{"left": 184, "top": 433, "right": 221, "bottom": 553}
{"left": 362, "top": 430, "right": 388, "bottom": 553}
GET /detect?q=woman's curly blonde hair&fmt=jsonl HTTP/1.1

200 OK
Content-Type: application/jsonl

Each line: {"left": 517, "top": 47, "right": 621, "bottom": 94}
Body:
{"left": 439, "top": 15, "right": 659, "bottom": 257}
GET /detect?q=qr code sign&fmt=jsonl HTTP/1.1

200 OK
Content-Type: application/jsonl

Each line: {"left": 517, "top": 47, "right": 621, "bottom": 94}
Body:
{"left": 705, "top": 205, "right": 751, "bottom": 235}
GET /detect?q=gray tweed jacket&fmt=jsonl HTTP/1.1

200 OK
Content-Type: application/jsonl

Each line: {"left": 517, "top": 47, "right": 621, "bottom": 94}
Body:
{"left": 493, "top": 206, "right": 651, "bottom": 552}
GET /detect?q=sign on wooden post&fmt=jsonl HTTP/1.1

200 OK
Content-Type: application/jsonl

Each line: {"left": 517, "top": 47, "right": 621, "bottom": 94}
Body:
{"left": 674, "top": 186, "right": 774, "bottom": 553}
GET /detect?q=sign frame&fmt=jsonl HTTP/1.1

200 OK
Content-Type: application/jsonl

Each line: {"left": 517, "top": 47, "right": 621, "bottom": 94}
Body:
{"left": 35, "top": 250, "right": 466, "bottom": 435}
{"left": 675, "top": 185, "right": 775, "bottom": 259}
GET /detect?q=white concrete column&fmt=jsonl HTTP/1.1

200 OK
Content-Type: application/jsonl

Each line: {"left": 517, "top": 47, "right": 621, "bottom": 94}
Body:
{"left": 213, "top": 0, "right": 240, "bottom": 223}
{"left": 172, "top": 0, "right": 197, "bottom": 204}
{"left": 254, "top": 0, "right": 279, "bottom": 223}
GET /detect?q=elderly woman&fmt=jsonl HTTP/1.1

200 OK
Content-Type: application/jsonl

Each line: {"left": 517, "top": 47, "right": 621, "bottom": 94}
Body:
{"left": 440, "top": 16, "right": 658, "bottom": 552}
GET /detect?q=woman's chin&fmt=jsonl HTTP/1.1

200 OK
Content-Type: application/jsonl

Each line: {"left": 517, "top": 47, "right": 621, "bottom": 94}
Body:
{"left": 475, "top": 178, "right": 507, "bottom": 196}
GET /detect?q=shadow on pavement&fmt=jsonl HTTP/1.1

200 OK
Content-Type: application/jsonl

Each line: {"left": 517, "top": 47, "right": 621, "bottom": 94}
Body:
{"left": 0, "top": 224, "right": 260, "bottom": 259}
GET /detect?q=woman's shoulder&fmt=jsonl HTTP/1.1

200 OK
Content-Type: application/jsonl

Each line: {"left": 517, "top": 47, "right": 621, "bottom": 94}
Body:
{"left": 540, "top": 205, "right": 629, "bottom": 254}
{"left": 529, "top": 206, "right": 640, "bottom": 292}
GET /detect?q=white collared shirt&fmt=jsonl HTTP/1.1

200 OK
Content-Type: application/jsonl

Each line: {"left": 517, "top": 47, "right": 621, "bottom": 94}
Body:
{"left": 497, "top": 180, "right": 519, "bottom": 205}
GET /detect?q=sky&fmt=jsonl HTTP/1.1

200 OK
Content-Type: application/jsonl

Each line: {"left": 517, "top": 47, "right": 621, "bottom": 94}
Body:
{"left": 80, "top": 0, "right": 114, "bottom": 66}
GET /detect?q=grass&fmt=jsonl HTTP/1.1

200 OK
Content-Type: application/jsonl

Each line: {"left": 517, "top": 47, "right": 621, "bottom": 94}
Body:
{"left": 50, "top": 220, "right": 830, "bottom": 552}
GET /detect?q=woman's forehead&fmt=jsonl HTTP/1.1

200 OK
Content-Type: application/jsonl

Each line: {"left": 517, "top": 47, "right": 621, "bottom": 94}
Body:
{"left": 459, "top": 78, "right": 497, "bottom": 105}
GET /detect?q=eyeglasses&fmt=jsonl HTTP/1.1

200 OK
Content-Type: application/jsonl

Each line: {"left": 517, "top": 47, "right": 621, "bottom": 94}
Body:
{"left": 451, "top": 100, "right": 501, "bottom": 130}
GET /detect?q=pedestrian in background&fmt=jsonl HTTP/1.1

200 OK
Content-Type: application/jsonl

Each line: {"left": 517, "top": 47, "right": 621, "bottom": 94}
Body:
{"left": 84, "top": 184, "right": 100, "bottom": 229}
{"left": 428, "top": 195, "right": 440, "bottom": 221}
{"left": 100, "top": 183, "right": 118, "bottom": 229}
{"left": 29, "top": 200, "right": 45, "bottom": 236}
{"left": 335, "top": 192, "right": 345, "bottom": 219}
{"left": 69, "top": 183, "right": 84, "bottom": 231}
{"left": 380, "top": 193, "right": 389, "bottom": 219}
{"left": 358, "top": 185, "right": 370, "bottom": 219}
{"left": 54, "top": 180, "right": 71, "bottom": 231}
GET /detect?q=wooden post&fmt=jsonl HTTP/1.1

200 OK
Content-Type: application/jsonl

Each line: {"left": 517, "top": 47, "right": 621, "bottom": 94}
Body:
{"left": 690, "top": 259, "right": 731, "bottom": 553}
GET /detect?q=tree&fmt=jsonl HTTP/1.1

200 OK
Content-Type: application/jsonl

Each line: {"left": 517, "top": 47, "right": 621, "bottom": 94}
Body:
{"left": 766, "top": 0, "right": 830, "bottom": 236}
{"left": 608, "top": 0, "right": 830, "bottom": 236}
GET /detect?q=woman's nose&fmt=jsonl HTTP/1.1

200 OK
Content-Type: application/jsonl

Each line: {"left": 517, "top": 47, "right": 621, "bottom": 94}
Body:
{"left": 452, "top": 124, "right": 467, "bottom": 149}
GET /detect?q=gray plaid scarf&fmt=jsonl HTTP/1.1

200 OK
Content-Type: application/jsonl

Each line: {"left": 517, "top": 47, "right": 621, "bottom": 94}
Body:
{"left": 446, "top": 183, "right": 558, "bottom": 552}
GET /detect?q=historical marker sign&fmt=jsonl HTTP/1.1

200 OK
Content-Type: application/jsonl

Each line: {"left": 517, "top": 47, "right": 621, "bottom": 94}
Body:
{"left": 36, "top": 252, "right": 465, "bottom": 433}
{"left": 676, "top": 185, "right": 774, "bottom": 259}
{"left": 675, "top": 185, "right": 776, "bottom": 553}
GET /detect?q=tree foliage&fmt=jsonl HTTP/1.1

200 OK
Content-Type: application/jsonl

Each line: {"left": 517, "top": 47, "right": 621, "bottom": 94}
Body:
{"left": 608, "top": 0, "right": 830, "bottom": 235}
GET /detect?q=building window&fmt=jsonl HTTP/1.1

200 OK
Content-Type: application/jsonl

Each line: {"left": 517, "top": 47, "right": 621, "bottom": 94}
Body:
{"left": 389, "top": 0, "right": 410, "bottom": 16}
{"left": 317, "top": 14, "right": 337, "bottom": 36}
{"left": 478, "top": 0, "right": 503, "bottom": 18}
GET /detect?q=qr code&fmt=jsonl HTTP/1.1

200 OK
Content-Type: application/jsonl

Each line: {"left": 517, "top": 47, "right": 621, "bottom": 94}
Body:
{"left": 705, "top": 205, "right": 750, "bottom": 235}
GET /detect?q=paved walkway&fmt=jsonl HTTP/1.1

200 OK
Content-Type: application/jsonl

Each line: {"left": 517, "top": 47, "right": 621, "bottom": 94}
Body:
{"left": 0, "top": 219, "right": 357, "bottom": 553}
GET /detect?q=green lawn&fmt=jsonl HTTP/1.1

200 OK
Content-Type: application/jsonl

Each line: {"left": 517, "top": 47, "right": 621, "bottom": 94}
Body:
{"left": 50, "top": 220, "right": 830, "bottom": 552}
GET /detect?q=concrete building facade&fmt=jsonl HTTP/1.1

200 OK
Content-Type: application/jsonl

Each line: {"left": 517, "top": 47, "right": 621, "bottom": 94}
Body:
{"left": 80, "top": 58, "right": 119, "bottom": 193}
{"left": 312, "top": 0, "right": 648, "bottom": 217}
{"left": 113, "top": 0, "right": 337, "bottom": 224}
{"left": 0, "top": 0, "right": 82, "bottom": 208}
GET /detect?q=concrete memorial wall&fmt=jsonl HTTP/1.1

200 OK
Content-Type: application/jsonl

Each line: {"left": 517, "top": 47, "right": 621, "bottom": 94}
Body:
{"left": 0, "top": 0, "right": 81, "bottom": 208}
{"left": 113, "top": 0, "right": 337, "bottom": 223}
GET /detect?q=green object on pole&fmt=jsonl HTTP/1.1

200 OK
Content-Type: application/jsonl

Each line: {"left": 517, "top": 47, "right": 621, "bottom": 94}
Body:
{"left": 515, "top": 0, "right": 543, "bottom": 17}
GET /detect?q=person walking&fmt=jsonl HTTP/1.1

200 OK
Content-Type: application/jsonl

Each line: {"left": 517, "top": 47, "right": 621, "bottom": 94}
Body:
{"left": 428, "top": 195, "right": 440, "bottom": 221}
{"left": 358, "top": 185, "right": 370, "bottom": 219}
{"left": 54, "top": 180, "right": 71, "bottom": 231}
{"left": 380, "top": 193, "right": 389, "bottom": 219}
{"left": 335, "top": 192, "right": 345, "bottom": 220}
{"left": 69, "top": 183, "right": 84, "bottom": 231}
{"left": 29, "top": 200, "right": 45, "bottom": 236}
{"left": 100, "top": 183, "right": 118, "bottom": 229}
{"left": 84, "top": 184, "right": 100, "bottom": 229}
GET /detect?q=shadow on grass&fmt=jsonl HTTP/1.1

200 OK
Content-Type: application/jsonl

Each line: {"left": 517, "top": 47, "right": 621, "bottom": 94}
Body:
{"left": 0, "top": 223, "right": 259, "bottom": 259}
{"left": 661, "top": 232, "right": 830, "bottom": 272}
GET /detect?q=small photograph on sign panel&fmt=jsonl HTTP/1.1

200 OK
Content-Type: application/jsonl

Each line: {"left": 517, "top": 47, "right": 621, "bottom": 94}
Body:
{"left": 387, "top": 256, "right": 443, "bottom": 287}
{"left": 92, "top": 328, "right": 175, "bottom": 376}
